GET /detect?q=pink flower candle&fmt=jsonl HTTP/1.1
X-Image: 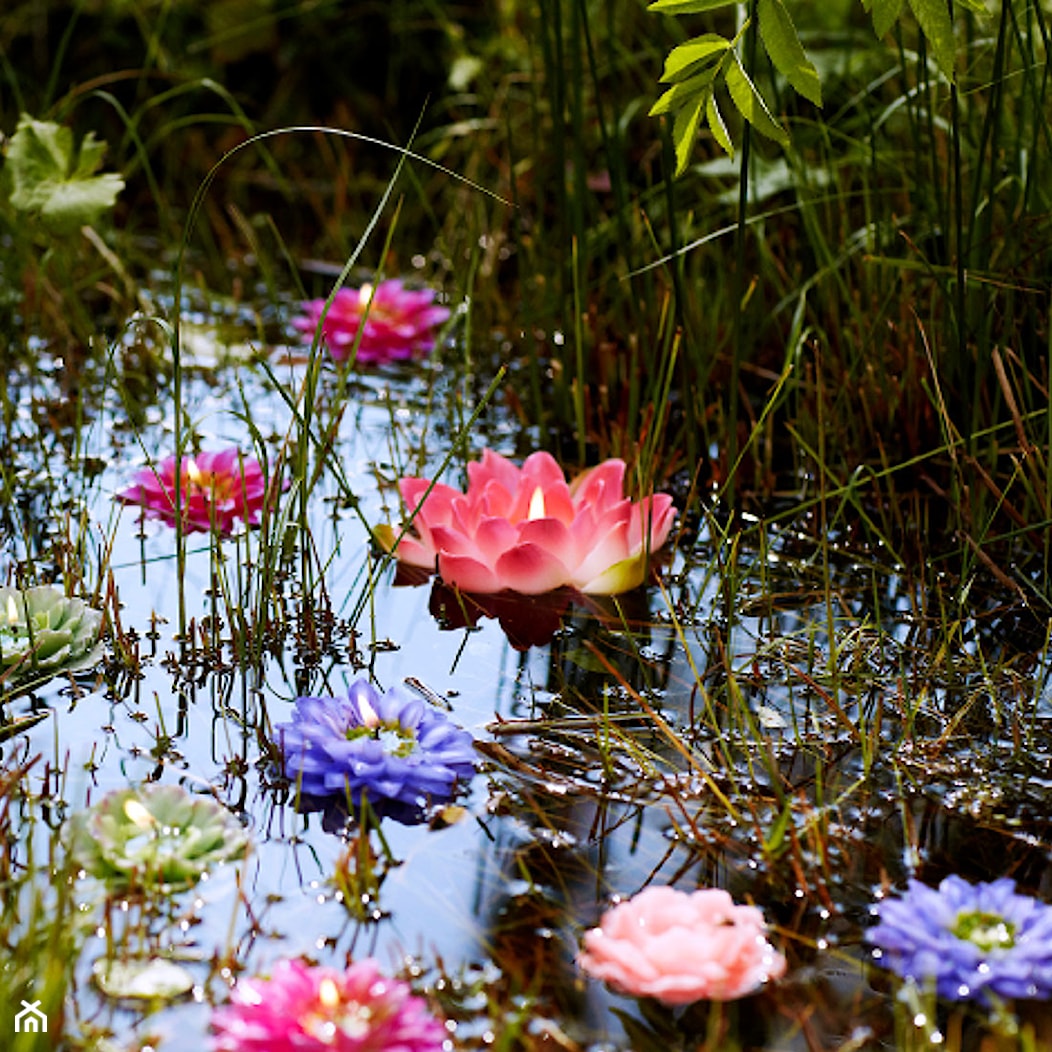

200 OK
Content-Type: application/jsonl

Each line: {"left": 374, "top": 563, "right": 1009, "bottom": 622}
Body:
{"left": 578, "top": 885, "right": 786, "bottom": 1004}
{"left": 293, "top": 279, "right": 450, "bottom": 365}
{"left": 211, "top": 958, "right": 447, "bottom": 1052}
{"left": 115, "top": 447, "right": 274, "bottom": 536}
{"left": 377, "top": 450, "right": 675, "bottom": 595}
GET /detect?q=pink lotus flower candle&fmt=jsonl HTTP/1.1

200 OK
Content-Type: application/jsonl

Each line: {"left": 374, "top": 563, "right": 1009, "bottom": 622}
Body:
{"left": 377, "top": 450, "right": 675, "bottom": 595}
{"left": 115, "top": 447, "right": 274, "bottom": 536}
{"left": 211, "top": 958, "right": 447, "bottom": 1052}
{"left": 293, "top": 278, "right": 451, "bottom": 365}
{"left": 578, "top": 885, "right": 786, "bottom": 1004}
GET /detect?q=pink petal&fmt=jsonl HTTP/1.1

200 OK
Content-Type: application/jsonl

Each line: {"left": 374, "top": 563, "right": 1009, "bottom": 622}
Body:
{"left": 438, "top": 553, "right": 503, "bottom": 594}
{"left": 476, "top": 477, "right": 516, "bottom": 520}
{"left": 394, "top": 535, "right": 437, "bottom": 569}
{"left": 571, "top": 519, "right": 631, "bottom": 590}
{"left": 516, "top": 516, "right": 575, "bottom": 565}
{"left": 429, "top": 523, "right": 488, "bottom": 560}
{"left": 467, "top": 449, "right": 520, "bottom": 497}
{"left": 629, "top": 493, "right": 676, "bottom": 551}
{"left": 473, "top": 517, "right": 519, "bottom": 564}
{"left": 493, "top": 543, "right": 572, "bottom": 594}
{"left": 570, "top": 459, "right": 626, "bottom": 510}
{"left": 520, "top": 451, "right": 569, "bottom": 489}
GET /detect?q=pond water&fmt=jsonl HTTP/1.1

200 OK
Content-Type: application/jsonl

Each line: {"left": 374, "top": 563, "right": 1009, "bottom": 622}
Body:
{"left": 4, "top": 301, "right": 1052, "bottom": 1050}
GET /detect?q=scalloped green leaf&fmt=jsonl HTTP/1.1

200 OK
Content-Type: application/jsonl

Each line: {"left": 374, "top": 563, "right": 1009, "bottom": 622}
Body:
{"left": 648, "top": 0, "right": 740, "bottom": 12}
{"left": 660, "top": 34, "right": 732, "bottom": 84}
{"left": 4, "top": 114, "right": 124, "bottom": 235}
{"left": 907, "top": 0, "right": 956, "bottom": 79}
{"left": 758, "top": 0, "right": 822, "bottom": 105}
{"left": 725, "top": 54, "right": 789, "bottom": 146}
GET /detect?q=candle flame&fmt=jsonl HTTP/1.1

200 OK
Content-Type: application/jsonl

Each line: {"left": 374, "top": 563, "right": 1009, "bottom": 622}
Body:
{"left": 358, "top": 697, "right": 381, "bottom": 730}
{"left": 318, "top": 977, "right": 340, "bottom": 1009}
{"left": 123, "top": 799, "right": 155, "bottom": 829}
{"left": 527, "top": 486, "right": 546, "bottom": 520}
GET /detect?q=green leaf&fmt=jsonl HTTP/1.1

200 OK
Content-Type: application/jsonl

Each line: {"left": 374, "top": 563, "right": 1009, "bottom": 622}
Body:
{"left": 671, "top": 90, "right": 708, "bottom": 176}
{"left": 706, "top": 93, "right": 734, "bottom": 157}
{"left": 870, "top": 0, "right": 905, "bottom": 37}
{"left": 758, "top": 0, "right": 822, "bottom": 105}
{"left": 725, "top": 54, "right": 789, "bottom": 146}
{"left": 660, "top": 34, "right": 732, "bottom": 84}
{"left": 649, "top": 70, "right": 717, "bottom": 117}
{"left": 907, "top": 0, "right": 956, "bottom": 79}
{"left": 4, "top": 114, "right": 124, "bottom": 235}
{"left": 648, "top": 0, "right": 740, "bottom": 12}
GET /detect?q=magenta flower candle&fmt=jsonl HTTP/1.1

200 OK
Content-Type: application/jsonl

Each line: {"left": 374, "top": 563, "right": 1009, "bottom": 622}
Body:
{"left": 577, "top": 885, "right": 786, "bottom": 1004}
{"left": 115, "top": 447, "right": 274, "bottom": 536}
{"left": 292, "top": 278, "right": 451, "bottom": 365}
{"left": 211, "top": 958, "right": 447, "bottom": 1052}
{"left": 377, "top": 450, "right": 675, "bottom": 595}
{"left": 867, "top": 875, "right": 1052, "bottom": 1003}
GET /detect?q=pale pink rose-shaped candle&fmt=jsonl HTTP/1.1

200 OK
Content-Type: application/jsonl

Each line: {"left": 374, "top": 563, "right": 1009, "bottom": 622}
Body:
{"left": 293, "top": 278, "right": 451, "bottom": 365}
{"left": 376, "top": 450, "right": 675, "bottom": 595}
{"left": 578, "top": 885, "right": 786, "bottom": 1004}
{"left": 115, "top": 448, "right": 275, "bottom": 536}
{"left": 211, "top": 957, "right": 447, "bottom": 1052}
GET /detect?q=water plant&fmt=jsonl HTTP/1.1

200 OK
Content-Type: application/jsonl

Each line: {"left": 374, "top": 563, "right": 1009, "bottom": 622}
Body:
{"left": 210, "top": 957, "right": 448, "bottom": 1052}
{"left": 0, "top": 585, "right": 104, "bottom": 686}
{"left": 275, "top": 678, "right": 477, "bottom": 820}
{"left": 867, "top": 875, "right": 1052, "bottom": 1004}
{"left": 577, "top": 885, "right": 786, "bottom": 1004}
{"left": 114, "top": 447, "right": 277, "bottom": 536}
{"left": 292, "top": 278, "right": 451, "bottom": 365}
{"left": 67, "top": 783, "right": 250, "bottom": 893}
{"left": 377, "top": 450, "right": 676, "bottom": 595}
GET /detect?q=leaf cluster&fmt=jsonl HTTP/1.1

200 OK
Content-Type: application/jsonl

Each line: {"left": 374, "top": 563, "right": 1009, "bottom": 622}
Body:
{"left": 649, "top": 0, "right": 987, "bottom": 175}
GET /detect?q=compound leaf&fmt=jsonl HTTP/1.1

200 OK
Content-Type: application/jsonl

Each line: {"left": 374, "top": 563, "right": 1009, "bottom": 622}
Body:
{"left": 907, "top": 0, "right": 956, "bottom": 79}
{"left": 725, "top": 54, "right": 789, "bottom": 146}
{"left": 661, "top": 34, "right": 732, "bottom": 84}
{"left": 758, "top": 0, "right": 822, "bottom": 105}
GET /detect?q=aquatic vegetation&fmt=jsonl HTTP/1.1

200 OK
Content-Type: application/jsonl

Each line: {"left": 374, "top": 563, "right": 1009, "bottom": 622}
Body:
{"left": 867, "top": 875, "right": 1052, "bottom": 1004}
{"left": 211, "top": 957, "right": 447, "bottom": 1052}
{"left": 577, "top": 885, "right": 786, "bottom": 1004}
{"left": 276, "top": 678, "right": 477, "bottom": 820}
{"left": 0, "top": 585, "right": 104, "bottom": 684}
{"left": 292, "top": 279, "right": 451, "bottom": 365}
{"left": 68, "top": 783, "right": 250, "bottom": 892}
{"left": 114, "top": 447, "right": 275, "bottom": 535}
{"left": 377, "top": 450, "right": 675, "bottom": 595}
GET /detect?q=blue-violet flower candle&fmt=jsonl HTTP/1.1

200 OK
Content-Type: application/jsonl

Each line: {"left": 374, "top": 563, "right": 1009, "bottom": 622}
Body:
{"left": 866, "top": 875, "right": 1052, "bottom": 1003}
{"left": 276, "top": 678, "right": 476, "bottom": 815}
